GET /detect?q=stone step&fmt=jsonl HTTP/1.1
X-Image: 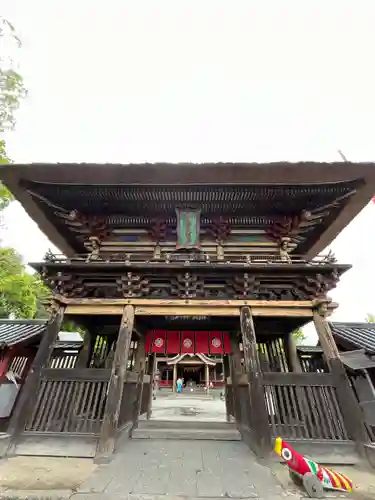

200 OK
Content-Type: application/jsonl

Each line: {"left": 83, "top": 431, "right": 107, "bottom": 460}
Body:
{"left": 131, "top": 427, "right": 241, "bottom": 441}
{"left": 139, "top": 419, "right": 235, "bottom": 431}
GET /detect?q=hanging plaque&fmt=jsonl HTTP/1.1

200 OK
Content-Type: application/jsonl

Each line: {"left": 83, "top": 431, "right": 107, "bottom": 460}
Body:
{"left": 176, "top": 208, "right": 201, "bottom": 249}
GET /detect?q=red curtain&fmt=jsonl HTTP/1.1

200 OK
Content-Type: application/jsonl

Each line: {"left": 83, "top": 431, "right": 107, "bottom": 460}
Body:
{"left": 195, "top": 331, "right": 210, "bottom": 353}
{"left": 167, "top": 331, "right": 180, "bottom": 353}
{"left": 145, "top": 331, "right": 230, "bottom": 354}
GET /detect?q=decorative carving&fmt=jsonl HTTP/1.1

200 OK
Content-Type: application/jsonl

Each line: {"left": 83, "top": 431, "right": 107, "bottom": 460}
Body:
{"left": 279, "top": 237, "right": 292, "bottom": 263}
{"left": 227, "top": 273, "right": 260, "bottom": 299}
{"left": 148, "top": 218, "right": 168, "bottom": 242}
{"left": 266, "top": 210, "right": 312, "bottom": 242}
{"left": 206, "top": 217, "right": 231, "bottom": 242}
{"left": 59, "top": 210, "right": 111, "bottom": 241}
{"left": 116, "top": 272, "right": 150, "bottom": 297}
{"left": 170, "top": 272, "right": 204, "bottom": 298}
{"left": 40, "top": 264, "right": 342, "bottom": 301}
{"left": 86, "top": 236, "right": 101, "bottom": 262}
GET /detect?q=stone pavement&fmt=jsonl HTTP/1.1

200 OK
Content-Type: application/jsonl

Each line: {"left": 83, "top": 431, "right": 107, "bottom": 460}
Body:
{"left": 72, "top": 439, "right": 290, "bottom": 500}
{"left": 150, "top": 394, "right": 227, "bottom": 422}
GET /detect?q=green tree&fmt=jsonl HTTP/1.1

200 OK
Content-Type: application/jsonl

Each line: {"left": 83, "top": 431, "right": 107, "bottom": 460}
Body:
{"left": 0, "top": 248, "right": 50, "bottom": 318}
{"left": 0, "top": 16, "right": 27, "bottom": 207}
{"left": 292, "top": 327, "right": 305, "bottom": 344}
{"left": 365, "top": 313, "right": 375, "bottom": 323}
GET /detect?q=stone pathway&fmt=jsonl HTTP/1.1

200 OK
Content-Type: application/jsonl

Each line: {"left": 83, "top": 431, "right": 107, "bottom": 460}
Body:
{"left": 73, "top": 439, "right": 288, "bottom": 500}
{"left": 150, "top": 394, "right": 227, "bottom": 422}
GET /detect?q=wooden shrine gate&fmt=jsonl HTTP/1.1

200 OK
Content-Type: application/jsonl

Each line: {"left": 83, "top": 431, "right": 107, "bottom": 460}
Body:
{"left": 3, "top": 299, "right": 370, "bottom": 462}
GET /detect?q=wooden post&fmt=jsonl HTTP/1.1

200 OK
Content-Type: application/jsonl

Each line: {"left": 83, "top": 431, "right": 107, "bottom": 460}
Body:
{"left": 130, "top": 337, "right": 146, "bottom": 435}
{"left": 146, "top": 353, "right": 156, "bottom": 419}
{"left": 172, "top": 363, "right": 177, "bottom": 392}
{"left": 96, "top": 305, "right": 134, "bottom": 460}
{"left": 223, "top": 355, "right": 231, "bottom": 422}
{"left": 229, "top": 333, "right": 241, "bottom": 424}
{"left": 134, "top": 336, "right": 145, "bottom": 372}
{"left": 313, "top": 308, "right": 369, "bottom": 446}
{"left": 284, "top": 332, "right": 303, "bottom": 372}
{"left": 240, "top": 306, "right": 271, "bottom": 456}
{"left": 76, "top": 331, "right": 92, "bottom": 368}
{"left": 7, "top": 305, "right": 65, "bottom": 437}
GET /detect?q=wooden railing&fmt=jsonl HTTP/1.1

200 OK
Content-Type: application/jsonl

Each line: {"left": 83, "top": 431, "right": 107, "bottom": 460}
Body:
{"left": 25, "top": 368, "right": 149, "bottom": 435}
{"left": 43, "top": 251, "right": 337, "bottom": 266}
{"left": 25, "top": 369, "right": 109, "bottom": 434}
{"left": 262, "top": 373, "right": 349, "bottom": 440}
{"left": 228, "top": 372, "right": 351, "bottom": 443}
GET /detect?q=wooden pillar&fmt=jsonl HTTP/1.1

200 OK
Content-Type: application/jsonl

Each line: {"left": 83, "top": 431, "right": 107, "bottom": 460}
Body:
{"left": 96, "top": 305, "right": 134, "bottom": 460}
{"left": 130, "top": 337, "right": 146, "bottom": 434}
{"left": 76, "top": 331, "right": 93, "bottom": 368}
{"left": 313, "top": 308, "right": 369, "bottom": 446}
{"left": 172, "top": 363, "right": 177, "bottom": 392}
{"left": 205, "top": 363, "right": 209, "bottom": 386}
{"left": 7, "top": 305, "right": 65, "bottom": 437}
{"left": 134, "top": 336, "right": 145, "bottom": 372}
{"left": 284, "top": 332, "right": 303, "bottom": 372}
{"left": 230, "top": 334, "right": 242, "bottom": 374}
{"left": 240, "top": 306, "right": 271, "bottom": 456}
{"left": 223, "top": 355, "right": 231, "bottom": 422}
{"left": 147, "top": 353, "right": 156, "bottom": 419}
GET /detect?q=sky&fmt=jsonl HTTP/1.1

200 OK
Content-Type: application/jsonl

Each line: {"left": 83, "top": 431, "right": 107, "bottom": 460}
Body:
{"left": 2, "top": 0, "right": 375, "bottom": 344}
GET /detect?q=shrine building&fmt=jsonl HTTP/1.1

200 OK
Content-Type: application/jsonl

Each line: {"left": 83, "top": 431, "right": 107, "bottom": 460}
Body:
{"left": 1, "top": 161, "right": 375, "bottom": 464}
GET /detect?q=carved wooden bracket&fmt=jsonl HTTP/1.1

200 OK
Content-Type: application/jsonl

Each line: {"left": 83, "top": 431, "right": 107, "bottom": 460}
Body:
{"left": 266, "top": 210, "right": 312, "bottom": 243}
{"left": 148, "top": 218, "right": 168, "bottom": 242}
{"left": 170, "top": 272, "right": 204, "bottom": 298}
{"left": 59, "top": 210, "right": 112, "bottom": 242}
{"left": 116, "top": 272, "right": 150, "bottom": 298}
{"left": 206, "top": 217, "right": 231, "bottom": 242}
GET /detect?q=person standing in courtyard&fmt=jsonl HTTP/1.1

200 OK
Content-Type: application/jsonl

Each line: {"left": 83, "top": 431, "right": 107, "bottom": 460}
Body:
{"left": 176, "top": 377, "right": 183, "bottom": 393}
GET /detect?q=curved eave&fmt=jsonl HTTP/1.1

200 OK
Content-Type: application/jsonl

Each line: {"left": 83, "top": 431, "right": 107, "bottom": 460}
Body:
{"left": 2, "top": 161, "right": 375, "bottom": 257}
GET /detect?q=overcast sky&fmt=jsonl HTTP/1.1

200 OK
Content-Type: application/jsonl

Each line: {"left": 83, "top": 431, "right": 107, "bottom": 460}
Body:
{"left": 2, "top": 1, "right": 375, "bottom": 343}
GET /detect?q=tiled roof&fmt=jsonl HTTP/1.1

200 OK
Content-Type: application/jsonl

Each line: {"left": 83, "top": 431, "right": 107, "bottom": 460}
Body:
{"left": 0, "top": 319, "right": 47, "bottom": 347}
{"left": 329, "top": 322, "right": 375, "bottom": 354}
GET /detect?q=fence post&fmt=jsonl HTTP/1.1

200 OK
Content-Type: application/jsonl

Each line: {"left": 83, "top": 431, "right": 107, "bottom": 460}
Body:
{"left": 96, "top": 305, "right": 134, "bottom": 461}
{"left": 313, "top": 307, "right": 369, "bottom": 446}
{"left": 240, "top": 306, "right": 271, "bottom": 457}
{"left": 7, "top": 304, "right": 65, "bottom": 439}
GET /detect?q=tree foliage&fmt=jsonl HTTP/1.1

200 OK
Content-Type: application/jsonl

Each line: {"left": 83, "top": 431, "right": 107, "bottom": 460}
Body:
{"left": 365, "top": 313, "right": 375, "bottom": 323}
{"left": 292, "top": 327, "right": 305, "bottom": 344}
{"left": 0, "top": 16, "right": 27, "bottom": 209}
{"left": 0, "top": 248, "right": 50, "bottom": 318}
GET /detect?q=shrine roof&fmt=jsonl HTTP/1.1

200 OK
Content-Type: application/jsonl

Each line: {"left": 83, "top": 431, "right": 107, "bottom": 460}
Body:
{"left": 0, "top": 320, "right": 83, "bottom": 350}
{"left": 0, "top": 319, "right": 47, "bottom": 348}
{"left": 1, "top": 162, "right": 375, "bottom": 257}
{"left": 330, "top": 321, "right": 375, "bottom": 354}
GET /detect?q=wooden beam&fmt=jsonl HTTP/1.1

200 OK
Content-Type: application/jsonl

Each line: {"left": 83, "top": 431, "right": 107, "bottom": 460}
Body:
{"left": 7, "top": 306, "right": 65, "bottom": 437}
{"left": 66, "top": 305, "right": 124, "bottom": 315}
{"left": 135, "top": 306, "right": 240, "bottom": 316}
{"left": 251, "top": 307, "right": 313, "bottom": 317}
{"left": 96, "top": 305, "right": 135, "bottom": 461}
{"left": 313, "top": 310, "right": 339, "bottom": 360}
{"left": 57, "top": 295, "right": 315, "bottom": 308}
